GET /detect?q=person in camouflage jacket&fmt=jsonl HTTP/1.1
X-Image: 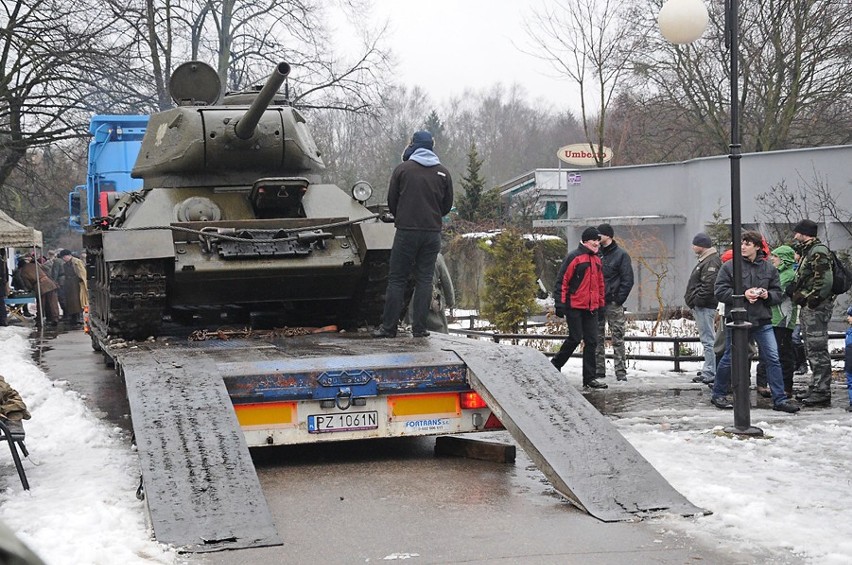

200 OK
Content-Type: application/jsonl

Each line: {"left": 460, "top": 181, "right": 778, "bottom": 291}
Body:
{"left": 790, "top": 219, "right": 835, "bottom": 406}
{"left": 0, "top": 374, "right": 31, "bottom": 434}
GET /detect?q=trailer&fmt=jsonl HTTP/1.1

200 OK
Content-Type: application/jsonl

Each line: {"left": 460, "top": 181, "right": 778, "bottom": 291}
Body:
{"left": 96, "top": 329, "right": 707, "bottom": 552}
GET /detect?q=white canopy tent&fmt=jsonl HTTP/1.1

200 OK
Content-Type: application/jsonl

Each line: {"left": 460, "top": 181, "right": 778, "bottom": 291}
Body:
{"left": 0, "top": 208, "right": 44, "bottom": 327}
{"left": 0, "top": 208, "right": 43, "bottom": 248}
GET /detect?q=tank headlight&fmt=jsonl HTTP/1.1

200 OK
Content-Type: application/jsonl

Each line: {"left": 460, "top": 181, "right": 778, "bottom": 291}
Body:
{"left": 351, "top": 181, "right": 373, "bottom": 203}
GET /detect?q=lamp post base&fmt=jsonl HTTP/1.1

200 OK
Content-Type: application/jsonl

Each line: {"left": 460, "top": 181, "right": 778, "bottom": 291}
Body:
{"left": 723, "top": 425, "right": 764, "bottom": 437}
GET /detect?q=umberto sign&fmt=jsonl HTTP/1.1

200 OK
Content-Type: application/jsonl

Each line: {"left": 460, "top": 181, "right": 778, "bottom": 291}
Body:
{"left": 557, "top": 143, "right": 613, "bottom": 166}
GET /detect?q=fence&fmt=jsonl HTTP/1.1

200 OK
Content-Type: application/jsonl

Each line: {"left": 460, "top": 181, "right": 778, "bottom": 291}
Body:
{"left": 447, "top": 315, "right": 846, "bottom": 373}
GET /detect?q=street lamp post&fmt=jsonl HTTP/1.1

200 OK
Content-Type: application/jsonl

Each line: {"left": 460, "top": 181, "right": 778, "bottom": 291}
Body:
{"left": 658, "top": 0, "right": 762, "bottom": 435}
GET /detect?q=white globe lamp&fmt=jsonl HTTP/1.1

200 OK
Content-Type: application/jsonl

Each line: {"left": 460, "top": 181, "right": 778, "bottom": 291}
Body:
{"left": 658, "top": 0, "right": 709, "bottom": 44}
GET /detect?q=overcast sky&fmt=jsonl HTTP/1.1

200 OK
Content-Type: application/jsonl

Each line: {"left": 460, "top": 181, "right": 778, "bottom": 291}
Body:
{"left": 361, "top": 0, "right": 580, "bottom": 111}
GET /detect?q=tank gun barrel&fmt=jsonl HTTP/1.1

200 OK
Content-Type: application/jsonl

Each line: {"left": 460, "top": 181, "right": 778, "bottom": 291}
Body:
{"left": 234, "top": 62, "right": 291, "bottom": 140}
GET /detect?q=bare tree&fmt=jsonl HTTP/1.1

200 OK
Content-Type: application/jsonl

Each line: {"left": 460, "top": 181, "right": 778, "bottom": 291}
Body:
{"left": 622, "top": 226, "right": 672, "bottom": 337}
{"left": 311, "top": 84, "right": 434, "bottom": 205}
{"left": 506, "top": 187, "right": 544, "bottom": 232}
{"left": 523, "top": 0, "right": 644, "bottom": 166}
{"left": 754, "top": 167, "right": 852, "bottom": 245}
{"left": 439, "top": 84, "right": 584, "bottom": 189}
{"left": 629, "top": 0, "right": 852, "bottom": 154}
{"left": 2, "top": 143, "right": 87, "bottom": 242}
{"left": 111, "top": 0, "right": 392, "bottom": 112}
{"left": 0, "top": 0, "right": 146, "bottom": 192}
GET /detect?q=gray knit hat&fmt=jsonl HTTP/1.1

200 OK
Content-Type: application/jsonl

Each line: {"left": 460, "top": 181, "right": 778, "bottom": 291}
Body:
{"left": 692, "top": 232, "right": 712, "bottom": 248}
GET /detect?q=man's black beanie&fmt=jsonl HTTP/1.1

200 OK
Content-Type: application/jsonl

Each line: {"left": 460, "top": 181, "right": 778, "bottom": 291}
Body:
{"left": 793, "top": 219, "right": 818, "bottom": 237}
{"left": 581, "top": 227, "right": 601, "bottom": 242}
{"left": 597, "top": 223, "right": 614, "bottom": 238}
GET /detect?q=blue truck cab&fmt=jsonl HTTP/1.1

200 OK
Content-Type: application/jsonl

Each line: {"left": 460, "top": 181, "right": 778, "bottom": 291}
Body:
{"left": 69, "top": 115, "right": 148, "bottom": 231}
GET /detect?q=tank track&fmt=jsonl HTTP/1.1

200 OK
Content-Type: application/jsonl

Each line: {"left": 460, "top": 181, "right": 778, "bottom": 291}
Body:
{"left": 87, "top": 245, "right": 168, "bottom": 341}
{"left": 350, "top": 255, "right": 388, "bottom": 328}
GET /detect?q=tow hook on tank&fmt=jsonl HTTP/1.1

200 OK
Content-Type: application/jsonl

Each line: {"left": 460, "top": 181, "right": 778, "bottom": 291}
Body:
{"left": 296, "top": 229, "right": 332, "bottom": 249}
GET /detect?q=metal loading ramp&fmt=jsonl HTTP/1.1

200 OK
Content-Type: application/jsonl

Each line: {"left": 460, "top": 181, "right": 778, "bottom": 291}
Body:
{"left": 435, "top": 333, "right": 707, "bottom": 522}
{"left": 118, "top": 347, "right": 282, "bottom": 552}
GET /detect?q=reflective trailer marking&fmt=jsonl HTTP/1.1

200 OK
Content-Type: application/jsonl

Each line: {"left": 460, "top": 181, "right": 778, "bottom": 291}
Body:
{"left": 388, "top": 393, "right": 460, "bottom": 417}
{"left": 233, "top": 401, "right": 296, "bottom": 427}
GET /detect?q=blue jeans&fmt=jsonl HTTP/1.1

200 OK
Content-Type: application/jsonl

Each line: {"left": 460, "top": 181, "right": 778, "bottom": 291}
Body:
{"left": 693, "top": 307, "right": 716, "bottom": 380}
{"left": 713, "top": 323, "right": 786, "bottom": 406}
{"left": 846, "top": 369, "right": 852, "bottom": 405}
{"left": 380, "top": 229, "right": 441, "bottom": 335}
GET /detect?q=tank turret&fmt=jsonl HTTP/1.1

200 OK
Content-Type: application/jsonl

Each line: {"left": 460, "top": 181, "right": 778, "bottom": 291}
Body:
{"left": 84, "top": 61, "right": 394, "bottom": 342}
{"left": 132, "top": 61, "right": 324, "bottom": 187}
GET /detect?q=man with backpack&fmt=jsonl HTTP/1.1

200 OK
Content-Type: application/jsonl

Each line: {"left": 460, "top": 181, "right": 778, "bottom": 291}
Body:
{"left": 789, "top": 219, "right": 836, "bottom": 407}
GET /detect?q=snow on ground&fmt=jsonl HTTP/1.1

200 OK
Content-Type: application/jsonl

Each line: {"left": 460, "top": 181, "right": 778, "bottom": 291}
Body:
{"left": 545, "top": 319, "right": 852, "bottom": 565}
{"left": 1, "top": 318, "right": 851, "bottom": 564}
{"left": 0, "top": 327, "right": 178, "bottom": 565}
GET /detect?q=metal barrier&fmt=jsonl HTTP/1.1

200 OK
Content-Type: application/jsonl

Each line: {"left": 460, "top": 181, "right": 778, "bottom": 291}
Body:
{"left": 447, "top": 325, "right": 846, "bottom": 373}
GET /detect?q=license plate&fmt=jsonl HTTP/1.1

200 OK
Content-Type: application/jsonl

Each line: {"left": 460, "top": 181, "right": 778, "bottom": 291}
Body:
{"left": 307, "top": 411, "right": 379, "bottom": 433}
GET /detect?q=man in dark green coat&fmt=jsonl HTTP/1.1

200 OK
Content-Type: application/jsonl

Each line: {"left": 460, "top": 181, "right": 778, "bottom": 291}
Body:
{"left": 790, "top": 219, "right": 835, "bottom": 406}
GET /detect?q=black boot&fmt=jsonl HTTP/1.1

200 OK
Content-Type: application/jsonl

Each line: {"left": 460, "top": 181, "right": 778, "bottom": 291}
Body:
{"left": 801, "top": 392, "right": 831, "bottom": 407}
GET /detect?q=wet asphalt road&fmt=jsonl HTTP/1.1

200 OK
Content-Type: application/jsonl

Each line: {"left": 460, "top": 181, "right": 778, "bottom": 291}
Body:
{"left": 33, "top": 327, "right": 762, "bottom": 565}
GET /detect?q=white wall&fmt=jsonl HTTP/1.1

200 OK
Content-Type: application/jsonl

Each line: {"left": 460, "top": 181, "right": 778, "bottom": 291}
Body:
{"left": 530, "top": 145, "right": 852, "bottom": 314}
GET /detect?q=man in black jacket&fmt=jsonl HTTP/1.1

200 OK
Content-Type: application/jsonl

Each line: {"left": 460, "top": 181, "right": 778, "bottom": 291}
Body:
{"left": 684, "top": 232, "right": 721, "bottom": 384}
{"left": 373, "top": 131, "right": 453, "bottom": 339}
{"left": 711, "top": 230, "right": 799, "bottom": 413}
{"left": 594, "top": 223, "right": 634, "bottom": 381}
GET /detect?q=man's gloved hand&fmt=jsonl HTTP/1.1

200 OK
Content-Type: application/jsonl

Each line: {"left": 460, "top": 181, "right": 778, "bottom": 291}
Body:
{"left": 806, "top": 295, "right": 823, "bottom": 309}
{"left": 554, "top": 304, "right": 565, "bottom": 318}
{"left": 784, "top": 284, "right": 795, "bottom": 298}
{"left": 791, "top": 291, "right": 808, "bottom": 307}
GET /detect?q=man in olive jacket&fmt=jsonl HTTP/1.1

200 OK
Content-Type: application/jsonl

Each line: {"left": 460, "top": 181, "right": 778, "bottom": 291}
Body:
{"left": 711, "top": 230, "right": 799, "bottom": 413}
{"left": 684, "top": 232, "right": 721, "bottom": 384}
{"left": 594, "top": 223, "right": 634, "bottom": 381}
{"left": 789, "top": 219, "right": 835, "bottom": 406}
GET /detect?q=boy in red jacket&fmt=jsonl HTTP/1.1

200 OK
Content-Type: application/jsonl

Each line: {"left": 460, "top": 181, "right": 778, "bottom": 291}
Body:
{"left": 552, "top": 227, "right": 607, "bottom": 389}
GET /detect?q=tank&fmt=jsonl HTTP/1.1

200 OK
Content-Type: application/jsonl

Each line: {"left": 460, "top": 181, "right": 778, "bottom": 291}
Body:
{"left": 83, "top": 61, "right": 394, "bottom": 341}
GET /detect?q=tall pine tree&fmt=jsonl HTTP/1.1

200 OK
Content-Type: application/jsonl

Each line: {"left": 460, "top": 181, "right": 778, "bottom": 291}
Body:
{"left": 456, "top": 141, "right": 500, "bottom": 222}
{"left": 422, "top": 110, "right": 445, "bottom": 150}
{"left": 480, "top": 230, "right": 537, "bottom": 333}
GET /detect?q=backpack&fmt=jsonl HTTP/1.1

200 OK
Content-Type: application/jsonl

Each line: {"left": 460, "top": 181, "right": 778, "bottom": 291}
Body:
{"left": 829, "top": 250, "right": 852, "bottom": 296}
